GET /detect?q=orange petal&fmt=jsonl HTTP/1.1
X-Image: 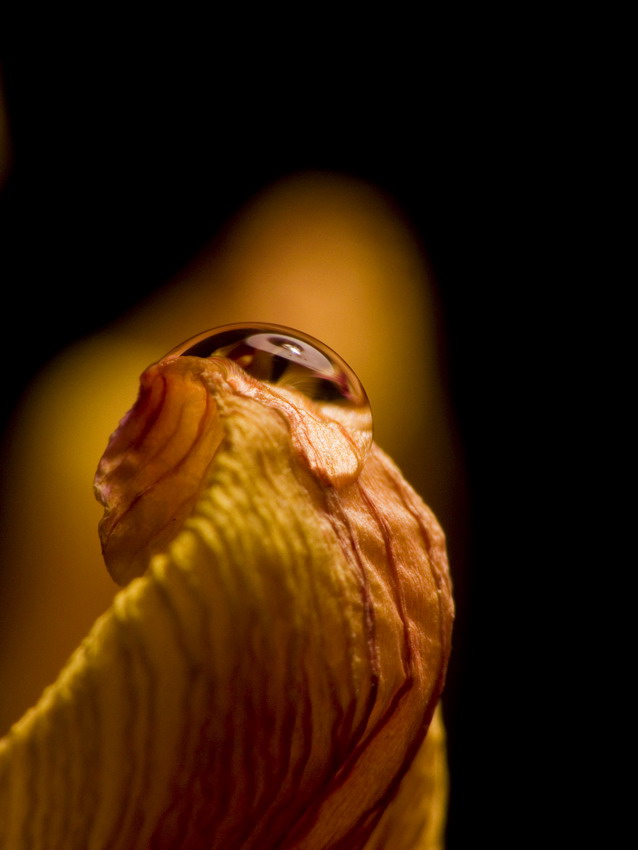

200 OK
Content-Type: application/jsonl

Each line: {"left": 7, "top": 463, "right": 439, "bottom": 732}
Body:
{"left": 0, "top": 336, "right": 453, "bottom": 849}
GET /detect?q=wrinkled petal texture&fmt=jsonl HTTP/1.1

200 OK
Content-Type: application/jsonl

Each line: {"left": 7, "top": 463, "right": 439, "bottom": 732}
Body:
{"left": 0, "top": 354, "right": 454, "bottom": 849}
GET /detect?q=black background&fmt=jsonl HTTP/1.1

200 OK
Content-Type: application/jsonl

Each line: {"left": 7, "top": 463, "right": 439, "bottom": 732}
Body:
{"left": 1, "top": 21, "right": 580, "bottom": 849}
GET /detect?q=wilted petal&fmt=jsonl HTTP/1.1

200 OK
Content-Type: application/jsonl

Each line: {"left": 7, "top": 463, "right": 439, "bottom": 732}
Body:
{"left": 0, "top": 331, "right": 454, "bottom": 849}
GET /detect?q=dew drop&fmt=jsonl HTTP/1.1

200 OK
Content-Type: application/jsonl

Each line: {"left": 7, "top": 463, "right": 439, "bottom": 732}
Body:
{"left": 165, "top": 323, "right": 373, "bottom": 455}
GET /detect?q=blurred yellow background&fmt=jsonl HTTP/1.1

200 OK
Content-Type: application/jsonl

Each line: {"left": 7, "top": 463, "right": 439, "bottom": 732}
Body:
{"left": 0, "top": 171, "right": 464, "bottom": 735}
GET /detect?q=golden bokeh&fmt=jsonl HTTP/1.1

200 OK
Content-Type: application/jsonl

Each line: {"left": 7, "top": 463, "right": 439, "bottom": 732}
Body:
{"left": 0, "top": 171, "right": 461, "bottom": 736}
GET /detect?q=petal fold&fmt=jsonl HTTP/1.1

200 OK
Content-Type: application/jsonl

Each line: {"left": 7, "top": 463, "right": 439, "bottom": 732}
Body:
{"left": 0, "top": 349, "right": 454, "bottom": 849}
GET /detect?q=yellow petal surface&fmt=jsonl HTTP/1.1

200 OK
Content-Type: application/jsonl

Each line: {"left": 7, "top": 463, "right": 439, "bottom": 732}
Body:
{"left": 0, "top": 349, "right": 453, "bottom": 849}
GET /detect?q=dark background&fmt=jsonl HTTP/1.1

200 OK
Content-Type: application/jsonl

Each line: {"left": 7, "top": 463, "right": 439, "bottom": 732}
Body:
{"left": 1, "top": 24, "right": 576, "bottom": 848}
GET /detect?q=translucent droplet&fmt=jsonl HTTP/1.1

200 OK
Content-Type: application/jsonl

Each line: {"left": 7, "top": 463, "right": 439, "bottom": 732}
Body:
{"left": 165, "top": 323, "right": 373, "bottom": 454}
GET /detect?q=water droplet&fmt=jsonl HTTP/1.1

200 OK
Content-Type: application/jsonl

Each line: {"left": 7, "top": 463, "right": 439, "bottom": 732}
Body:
{"left": 165, "top": 323, "right": 373, "bottom": 454}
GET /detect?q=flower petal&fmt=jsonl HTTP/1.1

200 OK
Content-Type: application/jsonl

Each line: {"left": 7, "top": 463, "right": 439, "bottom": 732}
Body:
{"left": 0, "top": 345, "right": 453, "bottom": 849}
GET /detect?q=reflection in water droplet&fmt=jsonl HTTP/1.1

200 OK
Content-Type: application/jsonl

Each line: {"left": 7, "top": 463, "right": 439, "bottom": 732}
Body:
{"left": 165, "top": 323, "right": 373, "bottom": 455}
{"left": 276, "top": 340, "right": 303, "bottom": 356}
